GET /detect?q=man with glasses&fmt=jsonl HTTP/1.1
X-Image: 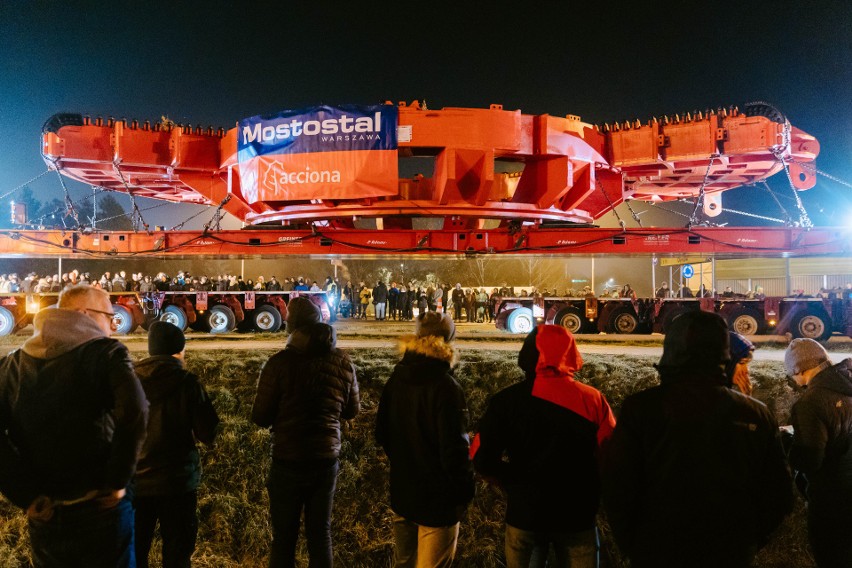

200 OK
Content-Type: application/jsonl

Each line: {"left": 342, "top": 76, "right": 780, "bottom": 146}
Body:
{"left": 785, "top": 338, "right": 852, "bottom": 568}
{"left": 0, "top": 284, "right": 148, "bottom": 567}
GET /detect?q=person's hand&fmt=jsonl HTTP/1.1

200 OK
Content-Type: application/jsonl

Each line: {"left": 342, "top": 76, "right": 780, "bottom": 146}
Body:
{"left": 27, "top": 495, "right": 54, "bottom": 522}
{"left": 94, "top": 488, "right": 126, "bottom": 510}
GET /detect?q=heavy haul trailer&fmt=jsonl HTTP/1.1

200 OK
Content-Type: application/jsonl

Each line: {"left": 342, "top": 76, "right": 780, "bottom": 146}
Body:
{"left": 0, "top": 100, "right": 843, "bottom": 336}
{"left": 494, "top": 295, "right": 852, "bottom": 340}
{"left": 0, "top": 290, "right": 331, "bottom": 337}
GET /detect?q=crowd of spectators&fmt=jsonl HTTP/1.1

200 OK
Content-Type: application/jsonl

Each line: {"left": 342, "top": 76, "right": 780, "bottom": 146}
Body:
{"left": 5, "top": 270, "right": 852, "bottom": 327}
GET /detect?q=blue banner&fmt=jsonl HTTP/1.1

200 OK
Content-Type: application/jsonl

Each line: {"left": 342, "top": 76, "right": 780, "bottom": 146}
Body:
{"left": 236, "top": 104, "right": 400, "bottom": 202}
{"left": 237, "top": 104, "right": 398, "bottom": 159}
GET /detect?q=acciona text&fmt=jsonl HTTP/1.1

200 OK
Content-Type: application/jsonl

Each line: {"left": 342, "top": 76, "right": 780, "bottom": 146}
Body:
{"left": 263, "top": 164, "right": 342, "bottom": 186}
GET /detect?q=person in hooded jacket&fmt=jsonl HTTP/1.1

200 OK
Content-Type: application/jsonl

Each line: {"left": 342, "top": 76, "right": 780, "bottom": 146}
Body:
{"left": 473, "top": 325, "right": 615, "bottom": 568}
{"left": 375, "top": 311, "right": 474, "bottom": 568}
{"left": 602, "top": 311, "right": 792, "bottom": 568}
{"left": 785, "top": 338, "right": 852, "bottom": 568}
{"left": 0, "top": 284, "right": 148, "bottom": 567}
{"left": 252, "top": 296, "right": 360, "bottom": 568}
{"left": 133, "top": 321, "right": 219, "bottom": 568}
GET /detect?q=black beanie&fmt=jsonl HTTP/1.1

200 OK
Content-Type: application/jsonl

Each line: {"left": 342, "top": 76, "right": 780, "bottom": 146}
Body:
{"left": 286, "top": 296, "right": 321, "bottom": 331}
{"left": 148, "top": 321, "right": 186, "bottom": 356}
{"left": 658, "top": 310, "right": 730, "bottom": 370}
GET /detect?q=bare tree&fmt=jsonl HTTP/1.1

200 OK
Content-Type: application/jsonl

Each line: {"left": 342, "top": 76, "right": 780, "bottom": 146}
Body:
{"left": 466, "top": 256, "right": 491, "bottom": 287}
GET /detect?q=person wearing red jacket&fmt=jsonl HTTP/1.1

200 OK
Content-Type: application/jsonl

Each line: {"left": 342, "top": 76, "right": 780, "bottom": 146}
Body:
{"left": 474, "top": 324, "right": 615, "bottom": 568}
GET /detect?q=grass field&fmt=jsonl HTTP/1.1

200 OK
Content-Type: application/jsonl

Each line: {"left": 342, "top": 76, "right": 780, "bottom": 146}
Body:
{"left": 0, "top": 345, "right": 816, "bottom": 567}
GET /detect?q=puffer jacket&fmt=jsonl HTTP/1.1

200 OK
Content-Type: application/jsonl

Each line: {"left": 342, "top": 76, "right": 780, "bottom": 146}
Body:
{"left": 790, "top": 358, "right": 852, "bottom": 564}
{"left": 375, "top": 336, "right": 474, "bottom": 527}
{"left": 251, "top": 322, "right": 359, "bottom": 462}
{"left": 0, "top": 308, "right": 148, "bottom": 509}
{"left": 603, "top": 366, "right": 793, "bottom": 568}
{"left": 134, "top": 355, "right": 219, "bottom": 496}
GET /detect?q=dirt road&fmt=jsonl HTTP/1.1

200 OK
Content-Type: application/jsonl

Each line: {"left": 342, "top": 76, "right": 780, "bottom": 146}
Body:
{"left": 2, "top": 319, "right": 851, "bottom": 364}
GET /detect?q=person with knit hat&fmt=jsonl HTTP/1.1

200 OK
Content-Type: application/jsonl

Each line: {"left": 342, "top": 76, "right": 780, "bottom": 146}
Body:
{"left": 252, "top": 296, "right": 360, "bottom": 568}
{"left": 727, "top": 332, "right": 755, "bottom": 396}
{"left": 785, "top": 338, "right": 852, "bottom": 567}
{"left": 473, "top": 324, "right": 615, "bottom": 568}
{"left": 603, "top": 310, "right": 792, "bottom": 568}
{"left": 375, "top": 311, "right": 473, "bottom": 567}
{"left": 133, "top": 321, "right": 219, "bottom": 568}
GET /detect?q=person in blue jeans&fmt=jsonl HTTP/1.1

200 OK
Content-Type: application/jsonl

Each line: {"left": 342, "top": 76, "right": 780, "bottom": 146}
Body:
{"left": 0, "top": 285, "right": 148, "bottom": 567}
{"left": 252, "top": 297, "right": 360, "bottom": 567}
{"left": 474, "top": 325, "right": 615, "bottom": 568}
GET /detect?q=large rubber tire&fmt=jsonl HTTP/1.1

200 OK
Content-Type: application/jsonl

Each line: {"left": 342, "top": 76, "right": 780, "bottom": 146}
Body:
{"left": 607, "top": 307, "right": 639, "bottom": 334}
{"left": 728, "top": 308, "right": 765, "bottom": 336}
{"left": 554, "top": 307, "right": 584, "bottom": 334}
{"left": 791, "top": 310, "right": 832, "bottom": 341}
{"left": 0, "top": 306, "right": 14, "bottom": 336}
{"left": 112, "top": 305, "right": 137, "bottom": 335}
{"left": 206, "top": 305, "right": 236, "bottom": 334}
{"left": 506, "top": 307, "right": 535, "bottom": 334}
{"left": 159, "top": 305, "right": 188, "bottom": 331}
{"left": 253, "top": 305, "right": 283, "bottom": 332}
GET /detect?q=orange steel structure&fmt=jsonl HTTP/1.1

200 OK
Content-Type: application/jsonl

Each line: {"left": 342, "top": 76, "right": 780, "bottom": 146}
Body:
{"left": 40, "top": 102, "right": 819, "bottom": 231}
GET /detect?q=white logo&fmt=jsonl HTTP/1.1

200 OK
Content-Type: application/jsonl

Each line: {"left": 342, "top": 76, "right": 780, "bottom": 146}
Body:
{"left": 242, "top": 112, "right": 383, "bottom": 144}
{"left": 262, "top": 162, "right": 341, "bottom": 194}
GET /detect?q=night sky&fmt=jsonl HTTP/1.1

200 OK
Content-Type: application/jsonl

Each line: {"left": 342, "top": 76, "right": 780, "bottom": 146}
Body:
{"left": 0, "top": 1, "right": 849, "bottom": 230}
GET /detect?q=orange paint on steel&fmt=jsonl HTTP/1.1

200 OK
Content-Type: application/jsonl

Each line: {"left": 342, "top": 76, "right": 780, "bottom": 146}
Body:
{"left": 41, "top": 103, "right": 818, "bottom": 228}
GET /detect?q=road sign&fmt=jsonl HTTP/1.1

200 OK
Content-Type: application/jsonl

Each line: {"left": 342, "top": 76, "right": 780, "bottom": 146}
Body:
{"left": 682, "top": 264, "right": 695, "bottom": 278}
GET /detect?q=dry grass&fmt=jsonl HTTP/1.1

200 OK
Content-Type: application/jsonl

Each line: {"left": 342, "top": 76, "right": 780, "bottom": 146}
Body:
{"left": 0, "top": 347, "right": 814, "bottom": 567}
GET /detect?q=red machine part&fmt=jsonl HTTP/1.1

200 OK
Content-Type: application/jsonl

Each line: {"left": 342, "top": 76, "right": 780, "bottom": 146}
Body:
{"left": 40, "top": 103, "right": 818, "bottom": 230}
{"left": 0, "top": 226, "right": 847, "bottom": 258}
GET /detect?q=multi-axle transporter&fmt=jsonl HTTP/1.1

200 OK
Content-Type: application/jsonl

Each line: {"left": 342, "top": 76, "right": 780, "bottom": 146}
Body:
{"left": 494, "top": 294, "right": 850, "bottom": 340}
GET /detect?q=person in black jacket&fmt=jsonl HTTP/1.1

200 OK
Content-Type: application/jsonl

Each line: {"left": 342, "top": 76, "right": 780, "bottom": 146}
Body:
{"left": 375, "top": 312, "right": 474, "bottom": 568}
{"left": 252, "top": 297, "right": 360, "bottom": 568}
{"left": 373, "top": 280, "right": 389, "bottom": 321}
{"left": 785, "top": 338, "right": 852, "bottom": 568}
{"left": 0, "top": 285, "right": 148, "bottom": 567}
{"left": 474, "top": 325, "right": 615, "bottom": 568}
{"left": 134, "top": 321, "right": 219, "bottom": 568}
{"left": 451, "top": 284, "right": 465, "bottom": 322}
{"left": 602, "top": 311, "right": 793, "bottom": 568}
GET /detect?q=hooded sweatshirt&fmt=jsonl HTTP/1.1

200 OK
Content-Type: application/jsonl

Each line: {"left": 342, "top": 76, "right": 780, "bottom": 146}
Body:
{"left": 0, "top": 308, "right": 148, "bottom": 508}
{"left": 134, "top": 355, "right": 219, "bottom": 496}
{"left": 474, "top": 325, "right": 614, "bottom": 532}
